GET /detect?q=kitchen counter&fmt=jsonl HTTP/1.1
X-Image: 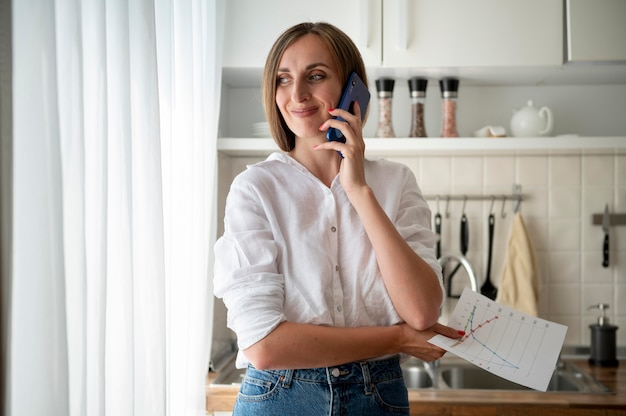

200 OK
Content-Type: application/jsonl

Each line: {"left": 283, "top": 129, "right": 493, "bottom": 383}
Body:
{"left": 404, "top": 359, "right": 625, "bottom": 415}
{"left": 206, "top": 359, "right": 626, "bottom": 415}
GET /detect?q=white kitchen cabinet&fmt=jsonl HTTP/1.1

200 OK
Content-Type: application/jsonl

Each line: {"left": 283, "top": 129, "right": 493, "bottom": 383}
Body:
{"left": 222, "top": 0, "right": 382, "bottom": 68}
{"left": 566, "top": 0, "right": 626, "bottom": 63}
{"left": 223, "top": 0, "right": 562, "bottom": 69}
{"left": 382, "top": 0, "right": 563, "bottom": 68}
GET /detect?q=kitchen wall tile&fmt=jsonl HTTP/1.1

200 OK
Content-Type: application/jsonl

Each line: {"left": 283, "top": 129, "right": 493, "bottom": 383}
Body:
{"left": 617, "top": 156, "right": 626, "bottom": 188}
{"left": 582, "top": 251, "right": 614, "bottom": 284}
{"left": 614, "top": 190, "right": 626, "bottom": 252}
{"left": 551, "top": 315, "right": 582, "bottom": 345}
{"left": 484, "top": 156, "right": 515, "bottom": 187}
{"left": 583, "top": 155, "right": 615, "bottom": 188}
{"left": 518, "top": 156, "right": 549, "bottom": 187}
{"left": 452, "top": 156, "right": 483, "bottom": 188}
{"left": 535, "top": 252, "right": 548, "bottom": 289}
{"left": 581, "top": 315, "right": 599, "bottom": 346}
{"left": 419, "top": 156, "right": 452, "bottom": 194}
{"left": 582, "top": 186, "right": 615, "bottom": 216}
{"left": 550, "top": 156, "right": 581, "bottom": 187}
{"left": 549, "top": 284, "right": 580, "bottom": 315}
{"left": 615, "top": 284, "right": 626, "bottom": 316}
{"left": 549, "top": 219, "right": 581, "bottom": 251}
{"left": 518, "top": 186, "right": 548, "bottom": 219}
{"left": 549, "top": 252, "right": 581, "bottom": 284}
{"left": 549, "top": 187, "right": 581, "bottom": 219}
{"left": 617, "top": 184, "right": 626, "bottom": 210}
{"left": 614, "top": 251, "right": 626, "bottom": 276}
{"left": 613, "top": 227, "right": 626, "bottom": 253}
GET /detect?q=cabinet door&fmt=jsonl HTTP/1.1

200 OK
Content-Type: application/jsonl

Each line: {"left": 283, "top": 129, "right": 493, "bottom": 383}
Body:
{"left": 223, "top": 0, "right": 382, "bottom": 68}
{"left": 567, "top": 0, "right": 626, "bottom": 62}
{"left": 382, "top": 0, "right": 562, "bottom": 67}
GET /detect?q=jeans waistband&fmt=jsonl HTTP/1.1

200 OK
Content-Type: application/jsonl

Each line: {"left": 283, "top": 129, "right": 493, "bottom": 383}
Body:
{"left": 249, "top": 355, "right": 402, "bottom": 386}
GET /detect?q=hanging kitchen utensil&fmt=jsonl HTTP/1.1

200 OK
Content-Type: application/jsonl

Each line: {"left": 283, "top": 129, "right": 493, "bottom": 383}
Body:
{"left": 602, "top": 204, "right": 610, "bottom": 268}
{"left": 434, "top": 197, "right": 442, "bottom": 259}
{"left": 446, "top": 205, "right": 469, "bottom": 298}
{"left": 481, "top": 213, "right": 498, "bottom": 300}
{"left": 435, "top": 212, "right": 442, "bottom": 259}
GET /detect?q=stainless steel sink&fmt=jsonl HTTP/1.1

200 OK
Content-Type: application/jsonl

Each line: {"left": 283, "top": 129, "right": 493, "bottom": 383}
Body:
{"left": 401, "top": 356, "right": 611, "bottom": 393}
{"left": 440, "top": 362, "right": 579, "bottom": 392}
{"left": 401, "top": 359, "right": 435, "bottom": 389}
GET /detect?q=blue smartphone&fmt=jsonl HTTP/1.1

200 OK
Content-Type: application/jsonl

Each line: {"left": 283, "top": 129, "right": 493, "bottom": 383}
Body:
{"left": 326, "top": 72, "right": 370, "bottom": 143}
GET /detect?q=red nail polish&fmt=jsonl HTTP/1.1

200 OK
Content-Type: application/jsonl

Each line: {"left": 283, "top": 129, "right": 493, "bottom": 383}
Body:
{"left": 457, "top": 330, "right": 466, "bottom": 336}
{"left": 328, "top": 108, "right": 335, "bottom": 112}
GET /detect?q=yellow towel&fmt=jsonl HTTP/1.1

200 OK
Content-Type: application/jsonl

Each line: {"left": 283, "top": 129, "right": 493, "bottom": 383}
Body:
{"left": 495, "top": 212, "right": 540, "bottom": 316}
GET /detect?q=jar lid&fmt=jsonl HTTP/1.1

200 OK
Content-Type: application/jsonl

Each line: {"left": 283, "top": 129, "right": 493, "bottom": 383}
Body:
{"left": 408, "top": 77, "right": 428, "bottom": 92}
{"left": 375, "top": 78, "right": 395, "bottom": 92}
{"left": 439, "top": 77, "right": 459, "bottom": 95}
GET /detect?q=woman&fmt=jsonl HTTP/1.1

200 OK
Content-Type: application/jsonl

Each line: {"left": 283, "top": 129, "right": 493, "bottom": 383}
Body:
{"left": 214, "top": 22, "right": 461, "bottom": 415}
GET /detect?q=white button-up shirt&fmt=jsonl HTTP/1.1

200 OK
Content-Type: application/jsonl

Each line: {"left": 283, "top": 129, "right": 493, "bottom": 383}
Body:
{"left": 214, "top": 153, "right": 443, "bottom": 368}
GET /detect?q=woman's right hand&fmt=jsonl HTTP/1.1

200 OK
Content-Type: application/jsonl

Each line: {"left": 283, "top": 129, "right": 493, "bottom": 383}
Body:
{"left": 399, "top": 322, "right": 464, "bottom": 362}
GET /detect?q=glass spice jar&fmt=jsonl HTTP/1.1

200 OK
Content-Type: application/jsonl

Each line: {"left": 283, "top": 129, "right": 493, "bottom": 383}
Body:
{"left": 439, "top": 77, "right": 459, "bottom": 138}
{"left": 408, "top": 77, "right": 428, "bottom": 138}
{"left": 375, "top": 78, "right": 396, "bottom": 138}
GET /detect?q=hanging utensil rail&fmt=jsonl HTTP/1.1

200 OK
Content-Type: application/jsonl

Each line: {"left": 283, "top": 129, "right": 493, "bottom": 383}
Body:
{"left": 423, "top": 185, "right": 524, "bottom": 218}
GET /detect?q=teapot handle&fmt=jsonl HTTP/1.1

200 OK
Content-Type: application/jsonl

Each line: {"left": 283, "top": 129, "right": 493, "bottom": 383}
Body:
{"left": 538, "top": 106, "right": 553, "bottom": 136}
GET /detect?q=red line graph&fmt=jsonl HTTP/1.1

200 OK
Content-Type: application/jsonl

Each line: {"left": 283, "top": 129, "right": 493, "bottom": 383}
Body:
{"left": 450, "top": 306, "right": 518, "bottom": 369}
{"left": 451, "top": 307, "right": 498, "bottom": 347}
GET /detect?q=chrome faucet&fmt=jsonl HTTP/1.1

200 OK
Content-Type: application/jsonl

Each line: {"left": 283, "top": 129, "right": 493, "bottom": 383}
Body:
{"left": 423, "top": 254, "right": 479, "bottom": 375}
{"left": 438, "top": 253, "right": 478, "bottom": 294}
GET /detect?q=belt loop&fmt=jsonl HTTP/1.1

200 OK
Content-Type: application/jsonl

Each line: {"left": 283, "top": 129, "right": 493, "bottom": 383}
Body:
{"left": 281, "top": 369, "right": 294, "bottom": 388}
{"left": 360, "top": 362, "right": 373, "bottom": 395}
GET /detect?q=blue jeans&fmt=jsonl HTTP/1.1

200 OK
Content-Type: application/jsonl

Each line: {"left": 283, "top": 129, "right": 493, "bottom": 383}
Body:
{"left": 232, "top": 355, "right": 409, "bottom": 416}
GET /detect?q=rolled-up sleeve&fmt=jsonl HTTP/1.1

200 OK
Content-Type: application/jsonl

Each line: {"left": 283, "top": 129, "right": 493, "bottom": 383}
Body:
{"left": 392, "top": 166, "right": 445, "bottom": 299}
{"left": 213, "top": 180, "right": 286, "bottom": 351}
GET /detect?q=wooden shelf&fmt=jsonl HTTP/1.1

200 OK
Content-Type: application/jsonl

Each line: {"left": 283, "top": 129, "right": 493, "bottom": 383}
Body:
{"left": 217, "top": 137, "right": 626, "bottom": 157}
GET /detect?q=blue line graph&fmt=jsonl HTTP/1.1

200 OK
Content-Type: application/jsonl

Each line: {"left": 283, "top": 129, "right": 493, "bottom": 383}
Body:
{"left": 452, "top": 305, "right": 519, "bottom": 369}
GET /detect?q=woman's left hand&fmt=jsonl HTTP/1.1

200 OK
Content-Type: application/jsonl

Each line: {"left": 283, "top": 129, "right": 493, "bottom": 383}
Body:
{"left": 317, "top": 101, "right": 368, "bottom": 195}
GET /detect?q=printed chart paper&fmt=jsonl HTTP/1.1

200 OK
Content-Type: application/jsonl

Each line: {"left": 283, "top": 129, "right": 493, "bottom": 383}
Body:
{"left": 428, "top": 288, "right": 568, "bottom": 392}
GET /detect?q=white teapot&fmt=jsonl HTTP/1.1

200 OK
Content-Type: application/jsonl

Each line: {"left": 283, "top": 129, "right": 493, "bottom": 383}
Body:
{"left": 510, "top": 100, "right": 553, "bottom": 137}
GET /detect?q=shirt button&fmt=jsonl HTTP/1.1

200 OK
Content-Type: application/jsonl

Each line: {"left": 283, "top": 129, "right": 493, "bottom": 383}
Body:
{"left": 336, "top": 305, "right": 342, "bottom": 312}
{"left": 331, "top": 226, "right": 337, "bottom": 232}
{"left": 335, "top": 265, "right": 339, "bottom": 271}
{"left": 331, "top": 368, "right": 340, "bottom": 377}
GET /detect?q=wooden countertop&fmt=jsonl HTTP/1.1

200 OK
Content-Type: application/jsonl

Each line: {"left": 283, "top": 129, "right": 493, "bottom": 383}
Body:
{"left": 206, "top": 359, "right": 626, "bottom": 415}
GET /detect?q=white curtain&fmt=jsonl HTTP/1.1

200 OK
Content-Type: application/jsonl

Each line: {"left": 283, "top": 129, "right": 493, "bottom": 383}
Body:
{"left": 8, "top": 0, "right": 223, "bottom": 415}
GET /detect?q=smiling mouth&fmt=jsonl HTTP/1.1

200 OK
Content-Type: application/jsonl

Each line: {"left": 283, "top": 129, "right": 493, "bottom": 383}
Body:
{"left": 291, "top": 107, "right": 318, "bottom": 118}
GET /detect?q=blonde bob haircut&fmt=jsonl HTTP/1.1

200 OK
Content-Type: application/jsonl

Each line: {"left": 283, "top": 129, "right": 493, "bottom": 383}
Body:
{"left": 262, "top": 22, "right": 369, "bottom": 152}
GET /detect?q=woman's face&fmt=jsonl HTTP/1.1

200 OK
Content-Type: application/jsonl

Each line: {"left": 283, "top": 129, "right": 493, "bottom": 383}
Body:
{"left": 275, "top": 34, "right": 343, "bottom": 142}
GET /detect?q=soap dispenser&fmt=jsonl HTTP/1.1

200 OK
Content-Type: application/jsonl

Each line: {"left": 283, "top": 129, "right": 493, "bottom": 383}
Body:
{"left": 588, "top": 303, "right": 619, "bottom": 367}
